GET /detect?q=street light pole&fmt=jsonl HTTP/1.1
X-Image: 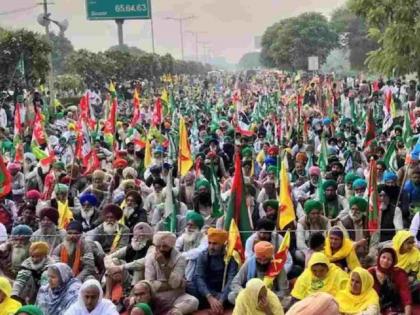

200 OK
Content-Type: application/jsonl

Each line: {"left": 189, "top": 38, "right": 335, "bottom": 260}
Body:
{"left": 42, "top": 0, "right": 55, "bottom": 113}
{"left": 165, "top": 15, "right": 195, "bottom": 60}
{"left": 186, "top": 31, "right": 206, "bottom": 62}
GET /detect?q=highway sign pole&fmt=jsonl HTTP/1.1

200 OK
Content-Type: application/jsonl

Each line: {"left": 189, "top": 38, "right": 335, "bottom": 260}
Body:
{"left": 116, "top": 19, "right": 124, "bottom": 46}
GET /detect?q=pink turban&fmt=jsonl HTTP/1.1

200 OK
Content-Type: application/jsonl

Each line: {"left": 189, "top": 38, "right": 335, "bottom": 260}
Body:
{"left": 308, "top": 166, "right": 321, "bottom": 176}
{"left": 286, "top": 292, "right": 339, "bottom": 315}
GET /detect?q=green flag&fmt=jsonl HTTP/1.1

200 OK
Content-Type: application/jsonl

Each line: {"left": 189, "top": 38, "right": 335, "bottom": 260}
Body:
{"left": 402, "top": 111, "right": 413, "bottom": 149}
{"left": 318, "top": 134, "right": 328, "bottom": 172}
{"left": 383, "top": 140, "right": 399, "bottom": 172}
{"left": 164, "top": 170, "right": 178, "bottom": 232}
{"left": 210, "top": 161, "right": 223, "bottom": 218}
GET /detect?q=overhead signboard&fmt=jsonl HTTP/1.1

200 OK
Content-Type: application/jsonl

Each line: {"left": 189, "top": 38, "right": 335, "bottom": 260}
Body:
{"left": 86, "top": 0, "right": 151, "bottom": 20}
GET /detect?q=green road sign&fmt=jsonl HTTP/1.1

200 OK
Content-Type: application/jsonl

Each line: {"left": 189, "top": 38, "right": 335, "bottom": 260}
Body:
{"left": 86, "top": 0, "right": 151, "bottom": 20}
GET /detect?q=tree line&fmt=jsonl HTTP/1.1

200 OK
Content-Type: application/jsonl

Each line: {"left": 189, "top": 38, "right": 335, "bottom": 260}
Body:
{"left": 0, "top": 27, "right": 212, "bottom": 94}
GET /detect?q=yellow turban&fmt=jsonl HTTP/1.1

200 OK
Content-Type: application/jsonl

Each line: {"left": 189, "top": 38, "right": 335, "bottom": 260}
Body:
{"left": 207, "top": 228, "right": 228, "bottom": 245}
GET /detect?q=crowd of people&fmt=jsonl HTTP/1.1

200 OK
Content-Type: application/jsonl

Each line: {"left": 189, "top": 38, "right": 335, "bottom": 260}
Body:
{"left": 0, "top": 71, "right": 419, "bottom": 315}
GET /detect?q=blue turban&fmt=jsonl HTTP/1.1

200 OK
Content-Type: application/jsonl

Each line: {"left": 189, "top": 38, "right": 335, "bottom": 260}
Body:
{"left": 352, "top": 178, "right": 367, "bottom": 189}
{"left": 383, "top": 170, "right": 397, "bottom": 182}
{"left": 323, "top": 117, "right": 332, "bottom": 125}
{"left": 264, "top": 157, "right": 277, "bottom": 167}
{"left": 79, "top": 193, "right": 98, "bottom": 207}
{"left": 11, "top": 224, "right": 33, "bottom": 237}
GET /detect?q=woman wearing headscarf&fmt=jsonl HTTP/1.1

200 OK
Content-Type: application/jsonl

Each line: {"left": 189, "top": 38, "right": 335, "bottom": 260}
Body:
{"left": 324, "top": 226, "right": 361, "bottom": 271}
{"left": 64, "top": 279, "right": 118, "bottom": 315}
{"left": 392, "top": 230, "right": 420, "bottom": 279}
{"left": 232, "top": 278, "right": 284, "bottom": 315}
{"left": 0, "top": 276, "right": 21, "bottom": 315}
{"left": 368, "top": 247, "right": 415, "bottom": 315}
{"left": 36, "top": 263, "right": 81, "bottom": 315}
{"left": 15, "top": 305, "right": 44, "bottom": 315}
{"left": 335, "top": 267, "right": 379, "bottom": 315}
{"left": 291, "top": 252, "right": 348, "bottom": 301}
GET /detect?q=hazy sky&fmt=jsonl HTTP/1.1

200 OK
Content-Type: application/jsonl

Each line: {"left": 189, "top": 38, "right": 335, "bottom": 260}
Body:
{"left": 1, "top": 0, "right": 346, "bottom": 63}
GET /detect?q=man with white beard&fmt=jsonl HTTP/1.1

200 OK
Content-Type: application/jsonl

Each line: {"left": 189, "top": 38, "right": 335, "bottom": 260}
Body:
{"left": 30, "top": 207, "right": 66, "bottom": 252}
{"left": 175, "top": 211, "right": 207, "bottom": 282}
{"left": 12, "top": 241, "right": 54, "bottom": 304}
{"left": 105, "top": 222, "right": 154, "bottom": 284}
{"left": 87, "top": 204, "right": 130, "bottom": 254}
{"left": 120, "top": 190, "right": 148, "bottom": 231}
{"left": 73, "top": 192, "right": 102, "bottom": 232}
{"left": 52, "top": 220, "right": 96, "bottom": 281}
{"left": 0, "top": 224, "right": 33, "bottom": 279}
{"left": 144, "top": 178, "right": 166, "bottom": 221}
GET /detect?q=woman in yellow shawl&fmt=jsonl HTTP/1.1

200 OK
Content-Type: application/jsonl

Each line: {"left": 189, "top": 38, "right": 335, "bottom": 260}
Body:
{"left": 392, "top": 230, "right": 420, "bottom": 279}
{"left": 233, "top": 278, "right": 284, "bottom": 315}
{"left": 335, "top": 267, "right": 379, "bottom": 315}
{"left": 291, "top": 252, "right": 348, "bottom": 301}
{"left": 324, "top": 226, "right": 361, "bottom": 271}
{"left": 0, "top": 276, "right": 21, "bottom": 315}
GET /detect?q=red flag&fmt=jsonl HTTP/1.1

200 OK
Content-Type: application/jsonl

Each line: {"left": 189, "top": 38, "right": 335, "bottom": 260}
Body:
{"left": 131, "top": 89, "right": 141, "bottom": 127}
{"left": 13, "top": 103, "right": 24, "bottom": 163}
{"left": 0, "top": 154, "right": 11, "bottom": 198}
{"left": 83, "top": 150, "right": 100, "bottom": 176}
{"left": 152, "top": 98, "right": 162, "bottom": 126}
{"left": 363, "top": 107, "right": 376, "bottom": 148}
{"left": 104, "top": 98, "right": 117, "bottom": 135}
{"left": 14, "top": 103, "right": 22, "bottom": 136}
{"left": 32, "top": 111, "right": 46, "bottom": 145}
{"left": 235, "top": 126, "right": 254, "bottom": 137}
{"left": 266, "top": 230, "right": 290, "bottom": 278}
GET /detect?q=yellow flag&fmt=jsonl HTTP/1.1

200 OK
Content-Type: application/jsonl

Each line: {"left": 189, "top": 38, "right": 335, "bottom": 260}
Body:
{"left": 178, "top": 116, "right": 193, "bottom": 176}
{"left": 278, "top": 158, "right": 296, "bottom": 229}
{"left": 161, "top": 89, "right": 169, "bottom": 104}
{"left": 224, "top": 219, "right": 243, "bottom": 267}
{"left": 57, "top": 201, "right": 73, "bottom": 229}
{"left": 144, "top": 140, "right": 152, "bottom": 169}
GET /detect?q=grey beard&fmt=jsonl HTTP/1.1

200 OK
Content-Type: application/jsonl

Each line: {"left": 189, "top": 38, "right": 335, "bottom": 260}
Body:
{"left": 124, "top": 207, "right": 135, "bottom": 218}
{"left": 103, "top": 222, "right": 118, "bottom": 234}
{"left": 349, "top": 211, "right": 363, "bottom": 222}
{"left": 131, "top": 239, "right": 148, "bottom": 251}
{"left": 11, "top": 246, "right": 29, "bottom": 267}
{"left": 31, "top": 258, "right": 46, "bottom": 270}
{"left": 81, "top": 208, "right": 95, "bottom": 221}
{"left": 64, "top": 240, "right": 76, "bottom": 254}
{"left": 40, "top": 225, "right": 56, "bottom": 235}
{"left": 183, "top": 230, "right": 201, "bottom": 245}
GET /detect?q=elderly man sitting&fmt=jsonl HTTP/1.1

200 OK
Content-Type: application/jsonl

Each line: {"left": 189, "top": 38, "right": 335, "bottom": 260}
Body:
{"left": 52, "top": 220, "right": 96, "bottom": 281}
{"left": 105, "top": 222, "right": 154, "bottom": 284}
{"left": 175, "top": 210, "right": 207, "bottom": 281}
{"left": 190, "top": 228, "right": 238, "bottom": 314}
{"left": 12, "top": 242, "right": 54, "bottom": 304}
{"left": 31, "top": 207, "right": 66, "bottom": 251}
{"left": 229, "top": 241, "right": 288, "bottom": 304}
{"left": 87, "top": 204, "right": 130, "bottom": 254}
{"left": 145, "top": 231, "right": 199, "bottom": 315}
{"left": 0, "top": 225, "right": 33, "bottom": 279}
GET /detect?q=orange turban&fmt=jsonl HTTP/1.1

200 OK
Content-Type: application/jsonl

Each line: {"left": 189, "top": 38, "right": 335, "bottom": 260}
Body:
{"left": 296, "top": 152, "right": 308, "bottom": 163}
{"left": 254, "top": 241, "right": 274, "bottom": 259}
{"left": 29, "top": 241, "right": 49, "bottom": 256}
{"left": 207, "top": 228, "right": 228, "bottom": 245}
